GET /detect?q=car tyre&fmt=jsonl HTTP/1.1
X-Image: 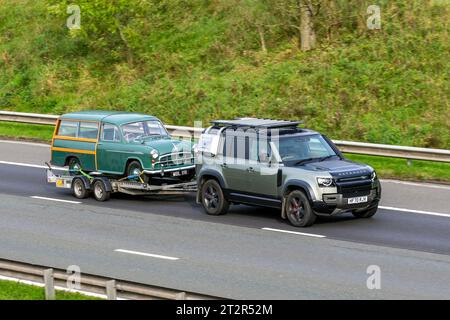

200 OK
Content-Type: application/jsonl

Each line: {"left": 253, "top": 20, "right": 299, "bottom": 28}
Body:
{"left": 352, "top": 203, "right": 378, "bottom": 218}
{"left": 126, "top": 160, "right": 148, "bottom": 183}
{"left": 93, "top": 180, "right": 110, "bottom": 202}
{"left": 200, "top": 179, "right": 229, "bottom": 215}
{"left": 72, "top": 178, "right": 89, "bottom": 199}
{"left": 285, "top": 190, "right": 316, "bottom": 227}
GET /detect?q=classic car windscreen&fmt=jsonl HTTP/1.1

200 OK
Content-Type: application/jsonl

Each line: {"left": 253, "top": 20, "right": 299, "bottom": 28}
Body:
{"left": 122, "top": 120, "right": 168, "bottom": 143}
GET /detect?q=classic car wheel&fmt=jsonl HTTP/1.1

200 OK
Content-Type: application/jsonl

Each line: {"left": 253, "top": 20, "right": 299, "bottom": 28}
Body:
{"left": 285, "top": 190, "right": 316, "bottom": 227}
{"left": 72, "top": 178, "right": 89, "bottom": 199}
{"left": 93, "top": 180, "right": 110, "bottom": 202}
{"left": 200, "top": 179, "right": 229, "bottom": 216}
{"left": 126, "top": 160, "right": 149, "bottom": 183}
{"left": 68, "top": 158, "right": 81, "bottom": 176}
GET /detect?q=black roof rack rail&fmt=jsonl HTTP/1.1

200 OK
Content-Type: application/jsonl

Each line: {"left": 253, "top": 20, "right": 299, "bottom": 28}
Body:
{"left": 211, "top": 117, "right": 303, "bottom": 129}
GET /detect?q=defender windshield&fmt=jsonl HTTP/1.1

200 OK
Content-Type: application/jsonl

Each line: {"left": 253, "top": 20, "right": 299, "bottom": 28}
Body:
{"left": 277, "top": 134, "right": 338, "bottom": 166}
{"left": 122, "top": 120, "right": 168, "bottom": 143}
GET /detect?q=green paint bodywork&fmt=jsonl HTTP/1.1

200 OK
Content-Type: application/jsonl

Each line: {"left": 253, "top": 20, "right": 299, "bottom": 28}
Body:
{"left": 51, "top": 111, "right": 194, "bottom": 175}
{"left": 52, "top": 138, "right": 97, "bottom": 170}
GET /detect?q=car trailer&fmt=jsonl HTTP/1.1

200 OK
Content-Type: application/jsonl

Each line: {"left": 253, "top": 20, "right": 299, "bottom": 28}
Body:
{"left": 45, "top": 162, "right": 197, "bottom": 202}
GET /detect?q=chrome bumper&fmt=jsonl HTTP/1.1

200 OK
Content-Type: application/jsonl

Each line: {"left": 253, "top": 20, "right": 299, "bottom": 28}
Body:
{"left": 143, "top": 165, "right": 196, "bottom": 175}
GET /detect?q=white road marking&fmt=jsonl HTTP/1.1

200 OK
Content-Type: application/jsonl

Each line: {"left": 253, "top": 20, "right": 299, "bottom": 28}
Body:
{"left": 30, "top": 196, "right": 81, "bottom": 204}
{"left": 0, "top": 160, "right": 66, "bottom": 170}
{"left": 379, "top": 206, "right": 450, "bottom": 218}
{"left": 0, "top": 140, "right": 50, "bottom": 147}
{"left": 262, "top": 227, "right": 326, "bottom": 238}
{"left": 0, "top": 160, "right": 47, "bottom": 169}
{"left": 115, "top": 249, "right": 179, "bottom": 261}
{"left": 381, "top": 179, "right": 450, "bottom": 190}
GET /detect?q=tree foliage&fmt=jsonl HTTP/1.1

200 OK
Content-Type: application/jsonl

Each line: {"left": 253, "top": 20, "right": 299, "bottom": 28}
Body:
{"left": 48, "top": 0, "right": 153, "bottom": 64}
{"left": 0, "top": 0, "right": 448, "bottom": 148}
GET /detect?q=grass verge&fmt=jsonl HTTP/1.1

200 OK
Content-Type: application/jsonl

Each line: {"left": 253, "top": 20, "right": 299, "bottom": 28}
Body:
{"left": 0, "top": 121, "right": 448, "bottom": 183}
{"left": 345, "top": 154, "right": 450, "bottom": 183}
{"left": 0, "top": 279, "right": 102, "bottom": 300}
{"left": 0, "top": 122, "right": 54, "bottom": 143}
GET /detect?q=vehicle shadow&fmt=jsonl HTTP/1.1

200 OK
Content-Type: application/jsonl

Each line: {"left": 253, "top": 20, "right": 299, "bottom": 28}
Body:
{"left": 97, "top": 192, "right": 359, "bottom": 228}
{"left": 227, "top": 204, "right": 358, "bottom": 226}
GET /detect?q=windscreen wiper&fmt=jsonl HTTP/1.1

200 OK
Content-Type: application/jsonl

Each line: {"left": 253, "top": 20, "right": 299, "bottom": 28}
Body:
{"left": 318, "top": 155, "right": 337, "bottom": 162}
{"left": 294, "top": 158, "right": 318, "bottom": 166}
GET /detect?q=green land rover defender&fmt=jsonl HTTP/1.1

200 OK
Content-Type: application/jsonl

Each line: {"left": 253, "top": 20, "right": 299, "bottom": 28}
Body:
{"left": 195, "top": 118, "right": 381, "bottom": 227}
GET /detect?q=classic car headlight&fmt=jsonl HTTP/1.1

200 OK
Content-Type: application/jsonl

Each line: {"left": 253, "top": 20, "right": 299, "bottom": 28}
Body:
{"left": 317, "top": 177, "right": 334, "bottom": 188}
{"left": 150, "top": 149, "right": 159, "bottom": 159}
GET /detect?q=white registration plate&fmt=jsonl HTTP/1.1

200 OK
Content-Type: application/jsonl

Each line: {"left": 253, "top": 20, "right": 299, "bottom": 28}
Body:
{"left": 348, "top": 196, "right": 368, "bottom": 204}
{"left": 172, "top": 170, "right": 188, "bottom": 177}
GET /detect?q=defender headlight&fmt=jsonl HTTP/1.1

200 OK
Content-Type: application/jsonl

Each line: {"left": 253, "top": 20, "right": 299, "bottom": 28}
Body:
{"left": 371, "top": 171, "right": 377, "bottom": 180}
{"left": 150, "top": 149, "right": 159, "bottom": 159}
{"left": 317, "top": 177, "right": 334, "bottom": 188}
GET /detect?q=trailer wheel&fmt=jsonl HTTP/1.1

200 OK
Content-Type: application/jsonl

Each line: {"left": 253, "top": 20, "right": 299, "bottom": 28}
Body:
{"left": 72, "top": 178, "right": 89, "bottom": 199}
{"left": 93, "top": 180, "right": 110, "bottom": 202}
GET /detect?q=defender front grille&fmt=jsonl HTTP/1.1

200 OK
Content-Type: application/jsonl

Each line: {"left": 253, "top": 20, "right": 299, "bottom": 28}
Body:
{"left": 337, "top": 175, "right": 371, "bottom": 182}
{"left": 336, "top": 179, "right": 372, "bottom": 197}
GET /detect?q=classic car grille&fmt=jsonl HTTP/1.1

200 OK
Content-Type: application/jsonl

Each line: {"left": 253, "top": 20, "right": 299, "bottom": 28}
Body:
{"left": 156, "top": 152, "right": 194, "bottom": 168}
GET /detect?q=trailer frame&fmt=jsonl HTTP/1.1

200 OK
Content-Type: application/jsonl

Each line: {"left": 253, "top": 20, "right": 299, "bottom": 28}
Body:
{"left": 45, "top": 162, "right": 197, "bottom": 201}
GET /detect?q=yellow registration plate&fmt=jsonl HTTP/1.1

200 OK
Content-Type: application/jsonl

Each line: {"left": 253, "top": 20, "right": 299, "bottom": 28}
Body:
{"left": 55, "top": 179, "right": 71, "bottom": 189}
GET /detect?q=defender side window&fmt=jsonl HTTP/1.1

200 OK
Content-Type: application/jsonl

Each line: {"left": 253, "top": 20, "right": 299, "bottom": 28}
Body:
{"left": 248, "top": 136, "right": 258, "bottom": 162}
{"left": 222, "top": 129, "right": 237, "bottom": 158}
{"left": 101, "top": 123, "right": 121, "bottom": 142}
{"left": 248, "top": 134, "right": 272, "bottom": 163}
{"left": 222, "top": 129, "right": 248, "bottom": 161}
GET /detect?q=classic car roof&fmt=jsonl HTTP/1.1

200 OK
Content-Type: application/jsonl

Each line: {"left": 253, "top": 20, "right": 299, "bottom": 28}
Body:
{"left": 60, "top": 111, "right": 159, "bottom": 125}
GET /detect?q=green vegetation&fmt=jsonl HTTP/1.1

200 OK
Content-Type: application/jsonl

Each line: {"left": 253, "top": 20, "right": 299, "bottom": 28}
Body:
{"left": 0, "top": 122, "right": 54, "bottom": 142}
{"left": 0, "top": 279, "right": 102, "bottom": 300}
{"left": 345, "top": 154, "right": 450, "bottom": 182}
{"left": 0, "top": 0, "right": 448, "bottom": 149}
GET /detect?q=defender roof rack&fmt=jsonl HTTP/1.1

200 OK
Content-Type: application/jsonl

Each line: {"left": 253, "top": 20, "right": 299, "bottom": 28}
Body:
{"left": 211, "top": 117, "right": 303, "bottom": 129}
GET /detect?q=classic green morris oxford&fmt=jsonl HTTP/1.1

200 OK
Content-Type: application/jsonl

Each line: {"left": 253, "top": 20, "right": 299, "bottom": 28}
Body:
{"left": 50, "top": 111, "right": 195, "bottom": 181}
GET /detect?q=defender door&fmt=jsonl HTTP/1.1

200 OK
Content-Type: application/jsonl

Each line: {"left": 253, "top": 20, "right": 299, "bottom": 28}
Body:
{"left": 220, "top": 129, "right": 250, "bottom": 192}
{"left": 246, "top": 135, "right": 279, "bottom": 198}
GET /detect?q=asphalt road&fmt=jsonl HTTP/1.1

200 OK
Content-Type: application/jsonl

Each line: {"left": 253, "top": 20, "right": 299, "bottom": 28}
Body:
{"left": 0, "top": 140, "right": 449, "bottom": 299}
